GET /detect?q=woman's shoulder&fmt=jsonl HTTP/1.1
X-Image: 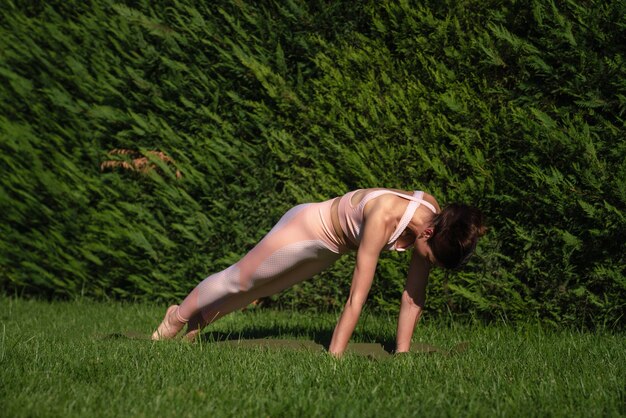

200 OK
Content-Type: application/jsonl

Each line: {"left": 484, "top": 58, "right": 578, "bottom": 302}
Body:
{"left": 421, "top": 192, "right": 441, "bottom": 213}
{"left": 377, "top": 188, "right": 441, "bottom": 213}
{"left": 353, "top": 188, "right": 440, "bottom": 213}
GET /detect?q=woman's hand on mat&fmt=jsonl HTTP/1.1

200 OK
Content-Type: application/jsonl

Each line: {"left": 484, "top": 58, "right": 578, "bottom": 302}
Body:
{"left": 327, "top": 349, "right": 343, "bottom": 359}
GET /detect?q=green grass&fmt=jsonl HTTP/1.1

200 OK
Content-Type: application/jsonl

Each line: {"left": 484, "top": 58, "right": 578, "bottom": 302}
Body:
{"left": 1, "top": 297, "right": 624, "bottom": 417}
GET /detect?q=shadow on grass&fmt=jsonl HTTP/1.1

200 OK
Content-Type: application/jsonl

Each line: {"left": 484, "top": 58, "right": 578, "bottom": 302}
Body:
{"left": 197, "top": 324, "right": 337, "bottom": 350}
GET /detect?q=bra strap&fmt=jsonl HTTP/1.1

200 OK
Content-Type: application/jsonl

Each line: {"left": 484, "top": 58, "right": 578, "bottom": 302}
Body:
{"left": 387, "top": 191, "right": 422, "bottom": 244}
{"left": 358, "top": 189, "right": 437, "bottom": 214}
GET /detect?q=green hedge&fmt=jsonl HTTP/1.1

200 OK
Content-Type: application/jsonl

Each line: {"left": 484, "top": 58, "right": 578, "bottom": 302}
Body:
{"left": 1, "top": 0, "right": 624, "bottom": 328}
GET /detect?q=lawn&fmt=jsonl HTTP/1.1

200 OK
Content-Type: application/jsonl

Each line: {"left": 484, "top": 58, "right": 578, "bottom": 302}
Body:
{"left": 1, "top": 297, "right": 624, "bottom": 417}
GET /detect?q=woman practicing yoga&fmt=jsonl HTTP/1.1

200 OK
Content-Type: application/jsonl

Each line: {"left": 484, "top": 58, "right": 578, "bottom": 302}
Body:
{"left": 152, "top": 188, "right": 485, "bottom": 357}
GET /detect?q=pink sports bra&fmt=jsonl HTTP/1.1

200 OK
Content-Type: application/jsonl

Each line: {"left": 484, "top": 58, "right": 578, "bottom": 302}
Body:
{"left": 337, "top": 189, "right": 438, "bottom": 251}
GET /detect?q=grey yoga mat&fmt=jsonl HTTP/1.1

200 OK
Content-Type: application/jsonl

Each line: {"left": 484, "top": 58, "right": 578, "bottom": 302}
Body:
{"left": 107, "top": 333, "right": 469, "bottom": 359}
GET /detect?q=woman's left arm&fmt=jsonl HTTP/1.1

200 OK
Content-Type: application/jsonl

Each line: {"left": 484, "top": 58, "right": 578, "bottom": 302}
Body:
{"left": 328, "top": 209, "right": 391, "bottom": 357}
{"left": 395, "top": 250, "right": 431, "bottom": 353}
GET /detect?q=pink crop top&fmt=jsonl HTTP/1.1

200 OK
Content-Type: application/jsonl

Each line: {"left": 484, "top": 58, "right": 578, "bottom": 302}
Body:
{"left": 337, "top": 189, "right": 437, "bottom": 251}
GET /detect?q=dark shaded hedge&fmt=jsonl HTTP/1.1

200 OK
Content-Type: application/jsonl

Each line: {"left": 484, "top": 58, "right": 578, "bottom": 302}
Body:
{"left": 1, "top": 0, "right": 624, "bottom": 328}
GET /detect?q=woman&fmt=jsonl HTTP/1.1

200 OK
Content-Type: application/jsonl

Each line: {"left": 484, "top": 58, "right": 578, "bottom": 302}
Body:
{"left": 152, "top": 188, "right": 485, "bottom": 357}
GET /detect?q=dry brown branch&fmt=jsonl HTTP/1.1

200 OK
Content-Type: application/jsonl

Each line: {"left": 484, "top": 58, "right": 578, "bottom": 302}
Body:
{"left": 100, "top": 149, "right": 182, "bottom": 179}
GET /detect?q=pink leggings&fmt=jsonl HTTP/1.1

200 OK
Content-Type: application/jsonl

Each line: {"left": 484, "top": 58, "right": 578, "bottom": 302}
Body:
{"left": 176, "top": 199, "right": 348, "bottom": 329}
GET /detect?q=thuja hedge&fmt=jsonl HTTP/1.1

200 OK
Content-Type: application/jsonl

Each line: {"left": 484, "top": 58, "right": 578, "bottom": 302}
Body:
{"left": 1, "top": 0, "right": 624, "bottom": 328}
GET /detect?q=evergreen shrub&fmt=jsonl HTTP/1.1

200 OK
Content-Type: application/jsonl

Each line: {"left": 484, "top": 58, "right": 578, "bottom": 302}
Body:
{"left": 1, "top": 0, "right": 624, "bottom": 328}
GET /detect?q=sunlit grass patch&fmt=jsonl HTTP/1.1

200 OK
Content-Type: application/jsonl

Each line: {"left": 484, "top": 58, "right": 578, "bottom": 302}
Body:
{"left": 1, "top": 297, "right": 624, "bottom": 417}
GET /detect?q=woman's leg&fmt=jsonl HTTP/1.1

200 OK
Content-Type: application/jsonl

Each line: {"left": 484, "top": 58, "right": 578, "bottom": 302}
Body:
{"left": 183, "top": 250, "right": 340, "bottom": 340}
{"left": 152, "top": 203, "right": 341, "bottom": 340}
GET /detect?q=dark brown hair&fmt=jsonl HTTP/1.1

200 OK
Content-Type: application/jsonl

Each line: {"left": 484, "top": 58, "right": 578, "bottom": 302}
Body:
{"left": 427, "top": 203, "right": 486, "bottom": 269}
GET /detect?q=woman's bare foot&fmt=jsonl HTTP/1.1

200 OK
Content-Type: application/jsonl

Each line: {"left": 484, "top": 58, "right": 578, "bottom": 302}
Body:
{"left": 151, "top": 305, "right": 186, "bottom": 340}
{"left": 183, "top": 327, "right": 201, "bottom": 342}
{"left": 182, "top": 313, "right": 206, "bottom": 342}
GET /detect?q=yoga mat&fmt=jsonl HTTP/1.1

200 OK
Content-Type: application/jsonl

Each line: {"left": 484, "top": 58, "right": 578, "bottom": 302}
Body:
{"left": 104, "top": 333, "right": 469, "bottom": 358}
{"left": 214, "top": 338, "right": 469, "bottom": 359}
